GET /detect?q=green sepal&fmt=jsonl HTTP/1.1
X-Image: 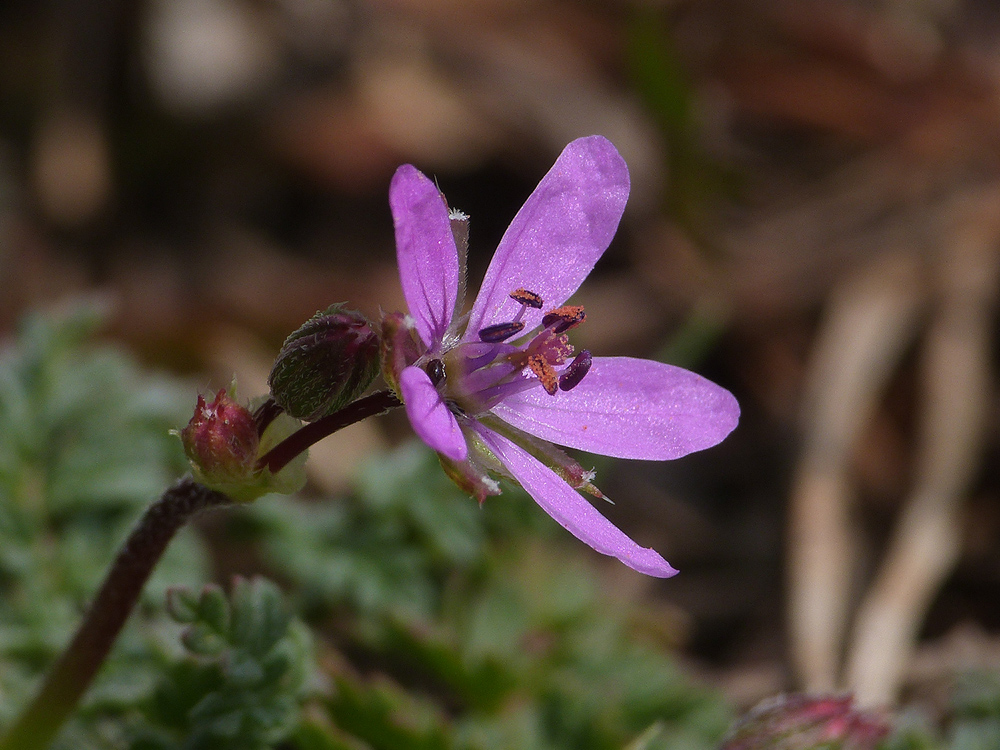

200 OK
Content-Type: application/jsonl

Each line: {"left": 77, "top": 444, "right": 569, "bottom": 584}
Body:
{"left": 476, "top": 414, "right": 604, "bottom": 497}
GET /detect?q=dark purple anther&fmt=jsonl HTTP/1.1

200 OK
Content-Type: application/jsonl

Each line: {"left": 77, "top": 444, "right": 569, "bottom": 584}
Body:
{"left": 542, "top": 305, "right": 586, "bottom": 334}
{"left": 426, "top": 358, "right": 446, "bottom": 385}
{"left": 558, "top": 350, "right": 592, "bottom": 391}
{"left": 478, "top": 320, "right": 526, "bottom": 343}
{"left": 509, "top": 288, "right": 543, "bottom": 309}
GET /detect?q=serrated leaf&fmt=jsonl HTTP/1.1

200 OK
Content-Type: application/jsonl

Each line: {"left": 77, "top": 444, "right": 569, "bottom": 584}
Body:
{"left": 225, "top": 652, "right": 266, "bottom": 688}
{"left": 166, "top": 587, "right": 201, "bottom": 623}
{"left": 229, "top": 577, "right": 290, "bottom": 656}
{"left": 198, "top": 584, "right": 230, "bottom": 635}
{"left": 182, "top": 623, "right": 227, "bottom": 656}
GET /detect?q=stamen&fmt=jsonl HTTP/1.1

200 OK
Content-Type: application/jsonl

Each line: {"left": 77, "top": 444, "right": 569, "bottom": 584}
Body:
{"left": 426, "top": 358, "right": 446, "bottom": 386}
{"left": 479, "top": 321, "right": 525, "bottom": 343}
{"left": 509, "top": 288, "right": 543, "bottom": 309}
{"left": 542, "top": 305, "right": 586, "bottom": 333}
{"left": 527, "top": 354, "right": 559, "bottom": 395}
{"left": 558, "top": 350, "right": 592, "bottom": 391}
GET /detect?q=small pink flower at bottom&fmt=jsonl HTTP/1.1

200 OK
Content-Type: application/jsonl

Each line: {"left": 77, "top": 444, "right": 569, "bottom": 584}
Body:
{"left": 381, "top": 136, "right": 739, "bottom": 577}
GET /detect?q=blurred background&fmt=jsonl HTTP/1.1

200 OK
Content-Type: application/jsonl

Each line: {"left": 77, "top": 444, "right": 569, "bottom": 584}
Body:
{"left": 3, "top": 0, "right": 1000, "bottom": 744}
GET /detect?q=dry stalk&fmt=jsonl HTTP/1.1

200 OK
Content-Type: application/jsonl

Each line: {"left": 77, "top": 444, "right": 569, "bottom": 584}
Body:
{"left": 845, "top": 186, "right": 1000, "bottom": 705}
{"left": 788, "top": 251, "right": 924, "bottom": 691}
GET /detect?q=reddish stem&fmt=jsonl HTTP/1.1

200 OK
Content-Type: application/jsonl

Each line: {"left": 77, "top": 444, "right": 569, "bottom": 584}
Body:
{"left": 257, "top": 389, "right": 401, "bottom": 474}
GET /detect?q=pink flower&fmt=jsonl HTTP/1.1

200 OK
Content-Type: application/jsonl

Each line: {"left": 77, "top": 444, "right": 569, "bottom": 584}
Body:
{"left": 382, "top": 136, "right": 739, "bottom": 577}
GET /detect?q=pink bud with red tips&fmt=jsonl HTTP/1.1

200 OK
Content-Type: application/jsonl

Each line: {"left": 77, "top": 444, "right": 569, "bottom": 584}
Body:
{"left": 179, "top": 389, "right": 259, "bottom": 482}
{"left": 721, "top": 694, "right": 890, "bottom": 750}
{"left": 176, "top": 387, "right": 307, "bottom": 502}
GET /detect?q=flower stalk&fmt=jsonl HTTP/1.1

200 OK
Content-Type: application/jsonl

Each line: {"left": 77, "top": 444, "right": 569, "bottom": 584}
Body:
{"left": 256, "top": 389, "right": 401, "bottom": 474}
{"left": 0, "top": 390, "right": 403, "bottom": 749}
{"left": 0, "top": 478, "right": 232, "bottom": 750}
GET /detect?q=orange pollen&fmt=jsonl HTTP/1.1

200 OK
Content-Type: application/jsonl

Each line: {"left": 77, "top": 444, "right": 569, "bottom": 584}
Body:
{"left": 527, "top": 354, "right": 559, "bottom": 395}
{"left": 542, "top": 305, "right": 586, "bottom": 333}
{"left": 526, "top": 328, "right": 573, "bottom": 366}
{"left": 509, "top": 288, "right": 543, "bottom": 309}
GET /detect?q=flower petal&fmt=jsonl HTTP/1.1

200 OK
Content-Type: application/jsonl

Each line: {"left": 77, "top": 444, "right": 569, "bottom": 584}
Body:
{"left": 492, "top": 357, "right": 739, "bottom": 460}
{"left": 464, "top": 136, "right": 629, "bottom": 338}
{"left": 400, "top": 366, "right": 467, "bottom": 461}
{"left": 476, "top": 424, "right": 677, "bottom": 577}
{"left": 390, "top": 165, "right": 460, "bottom": 350}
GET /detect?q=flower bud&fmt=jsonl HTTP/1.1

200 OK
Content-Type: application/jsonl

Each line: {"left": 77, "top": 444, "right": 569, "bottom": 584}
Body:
{"left": 269, "top": 304, "right": 379, "bottom": 421}
{"left": 180, "top": 389, "right": 259, "bottom": 483}
{"left": 176, "top": 389, "right": 308, "bottom": 502}
{"left": 721, "top": 694, "right": 889, "bottom": 750}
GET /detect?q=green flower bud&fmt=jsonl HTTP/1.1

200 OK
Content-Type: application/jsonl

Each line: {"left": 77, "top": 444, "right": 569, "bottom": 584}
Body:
{"left": 268, "top": 304, "right": 379, "bottom": 421}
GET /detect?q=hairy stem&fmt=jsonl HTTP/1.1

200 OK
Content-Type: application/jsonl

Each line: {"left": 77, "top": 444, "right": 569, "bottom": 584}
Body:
{"left": 0, "top": 478, "right": 232, "bottom": 750}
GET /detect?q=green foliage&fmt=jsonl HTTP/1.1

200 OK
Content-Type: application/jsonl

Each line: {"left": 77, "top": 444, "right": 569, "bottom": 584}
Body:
{"left": 947, "top": 672, "right": 1000, "bottom": 750}
{"left": 879, "top": 672, "right": 1000, "bottom": 750}
{"left": 129, "top": 577, "right": 313, "bottom": 750}
{"left": 26, "top": 301, "right": 1000, "bottom": 750}
{"left": 0, "top": 305, "right": 318, "bottom": 750}
{"left": 0, "top": 304, "right": 209, "bottom": 733}
{"left": 0, "top": 302, "right": 735, "bottom": 750}
{"left": 242, "top": 445, "right": 733, "bottom": 750}
{"left": 241, "top": 443, "right": 503, "bottom": 620}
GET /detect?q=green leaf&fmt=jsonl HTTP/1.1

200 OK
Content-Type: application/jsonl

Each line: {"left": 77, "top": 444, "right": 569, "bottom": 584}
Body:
{"left": 198, "top": 584, "right": 231, "bottom": 635}
{"left": 182, "top": 623, "right": 227, "bottom": 656}
{"left": 166, "top": 588, "right": 201, "bottom": 624}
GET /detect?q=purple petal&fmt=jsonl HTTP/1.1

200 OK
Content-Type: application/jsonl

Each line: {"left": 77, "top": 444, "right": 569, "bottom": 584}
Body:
{"left": 464, "top": 136, "right": 629, "bottom": 339}
{"left": 476, "top": 425, "right": 676, "bottom": 576}
{"left": 400, "top": 366, "right": 467, "bottom": 461}
{"left": 390, "top": 165, "right": 459, "bottom": 350}
{"left": 492, "top": 357, "right": 739, "bottom": 460}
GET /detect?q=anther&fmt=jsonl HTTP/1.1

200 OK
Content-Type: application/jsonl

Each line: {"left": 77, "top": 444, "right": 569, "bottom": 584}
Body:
{"left": 479, "top": 320, "right": 526, "bottom": 343}
{"left": 527, "top": 354, "right": 559, "bottom": 396}
{"left": 558, "top": 350, "right": 592, "bottom": 391}
{"left": 426, "top": 358, "right": 446, "bottom": 386}
{"left": 509, "top": 288, "right": 543, "bottom": 309}
{"left": 542, "top": 305, "right": 586, "bottom": 333}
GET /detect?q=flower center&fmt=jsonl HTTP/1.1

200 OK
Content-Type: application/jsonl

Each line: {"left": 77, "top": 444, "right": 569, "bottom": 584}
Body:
{"left": 439, "top": 288, "right": 593, "bottom": 415}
